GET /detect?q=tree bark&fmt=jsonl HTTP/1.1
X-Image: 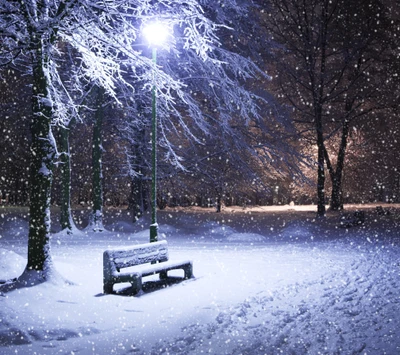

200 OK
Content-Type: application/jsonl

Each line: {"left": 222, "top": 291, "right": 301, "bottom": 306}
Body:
{"left": 314, "top": 2, "right": 329, "bottom": 218}
{"left": 89, "top": 86, "right": 105, "bottom": 231}
{"left": 316, "top": 122, "right": 326, "bottom": 217}
{"left": 129, "top": 175, "right": 148, "bottom": 220}
{"left": 26, "top": 43, "right": 56, "bottom": 273}
{"left": 127, "top": 125, "right": 149, "bottom": 221}
{"left": 59, "top": 124, "right": 78, "bottom": 233}
{"left": 329, "top": 117, "right": 350, "bottom": 211}
{"left": 216, "top": 195, "right": 222, "bottom": 213}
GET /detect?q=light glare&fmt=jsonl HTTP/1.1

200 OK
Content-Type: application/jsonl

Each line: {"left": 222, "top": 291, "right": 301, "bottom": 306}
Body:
{"left": 143, "top": 22, "right": 169, "bottom": 46}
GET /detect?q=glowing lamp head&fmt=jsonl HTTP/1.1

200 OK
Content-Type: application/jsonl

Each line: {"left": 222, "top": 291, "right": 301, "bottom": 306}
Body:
{"left": 143, "top": 22, "right": 169, "bottom": 46}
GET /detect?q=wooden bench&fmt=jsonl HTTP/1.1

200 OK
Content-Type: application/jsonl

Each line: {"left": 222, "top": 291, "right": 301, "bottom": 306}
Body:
{"left": 103, "top": 240, "right": 193, "bottom": 294}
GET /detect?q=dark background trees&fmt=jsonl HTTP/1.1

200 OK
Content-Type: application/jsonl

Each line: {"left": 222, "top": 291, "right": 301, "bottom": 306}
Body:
{"left": 0, "top": 69, "right": 31, "bottom": 205}
{"left": 0, "top": 0, "right": 399, "bottom": 226}
{"left": 259, "top": 0, "right": 399, "bottom": 215}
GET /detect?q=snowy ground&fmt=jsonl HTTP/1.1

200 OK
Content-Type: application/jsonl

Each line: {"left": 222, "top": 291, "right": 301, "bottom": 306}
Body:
{"left": 0, "top": 204, "right": 399, "bottom": 355}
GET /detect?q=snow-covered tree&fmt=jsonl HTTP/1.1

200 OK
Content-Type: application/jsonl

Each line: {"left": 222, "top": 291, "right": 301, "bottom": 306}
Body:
{"left": 116, "top": 0, "right": 299, "bottom": 216}
{"left": 0, "top": 0, "right": 257, "bottom": 285}
{"left": 54, "top": 49, "right": 89, "bottom": 235}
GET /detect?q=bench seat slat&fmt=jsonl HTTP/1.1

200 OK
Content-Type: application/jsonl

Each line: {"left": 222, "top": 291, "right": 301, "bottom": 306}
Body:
{"left": 115, "top": 260, "right": 193, "bottom": 278}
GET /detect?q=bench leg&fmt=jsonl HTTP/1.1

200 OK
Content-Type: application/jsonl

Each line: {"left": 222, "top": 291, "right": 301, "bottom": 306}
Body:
{"left": 131, "top": 276, "right": 142, "bottom": 295}
{"left": 103, "top": 281, "right": 113, "bottom": 294}
{"left": 184, "top": 264, "right": 193, "bottom": 279}
{"left": 159, "top": 271, "right": 168, "bottom": 280}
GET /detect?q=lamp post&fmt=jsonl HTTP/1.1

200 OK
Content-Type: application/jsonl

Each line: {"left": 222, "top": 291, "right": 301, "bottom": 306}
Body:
{"left": 143, "top": 22, "right": 169, "bottom": 243}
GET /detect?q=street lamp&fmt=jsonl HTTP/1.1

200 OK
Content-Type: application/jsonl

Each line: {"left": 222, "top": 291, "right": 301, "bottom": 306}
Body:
{"left": 143, "top": 22, "right": 169, "bottom": 243}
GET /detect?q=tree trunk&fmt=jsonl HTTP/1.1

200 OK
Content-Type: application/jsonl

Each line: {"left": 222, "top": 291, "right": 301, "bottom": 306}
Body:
{"left": 216, "top": 195, "right": 222, "bottom": 213}
{"left": 316, "top": 129, "right": 326, "bottom": 217}
{"left": 314, "top": 3, "right": 328, "bottom": 218}
{"left": 129, "top": 175, "right": 148, "bottom": 221}
{"left": 25, "top": 43, "right": 56, "bottom": 276}
{"left": 59, "top": 124, "right": 78, "bottom": 233}
{"left": 330, "top": 174, "right": 343, "bottom": 210}
{"left": 89, "top": 86, "right": 105, "bottom": 231}
{"left": 127, "top": 126, "right": 149, "bottom": 222}
{"left": 329, "top": 95, "right": 353, "bottom": 210}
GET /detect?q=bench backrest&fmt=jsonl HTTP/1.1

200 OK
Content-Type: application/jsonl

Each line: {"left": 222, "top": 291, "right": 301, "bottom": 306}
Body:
{"left": 104, "top": 240, "right": 169, "bottom": 271}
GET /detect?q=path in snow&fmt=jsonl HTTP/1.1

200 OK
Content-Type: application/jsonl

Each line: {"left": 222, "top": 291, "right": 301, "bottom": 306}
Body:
{"left": 149, "top": 245, "right": 400, "bottom": 355}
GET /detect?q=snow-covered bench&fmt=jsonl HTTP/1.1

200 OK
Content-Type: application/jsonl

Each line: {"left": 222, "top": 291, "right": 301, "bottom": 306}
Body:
{"left": 103, "top": 240, "right": 193, "bottom": 294}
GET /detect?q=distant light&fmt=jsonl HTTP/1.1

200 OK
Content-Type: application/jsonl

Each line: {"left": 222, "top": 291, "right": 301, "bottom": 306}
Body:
{"left": 143, "top": 22, "right": 169, "bottom": 46}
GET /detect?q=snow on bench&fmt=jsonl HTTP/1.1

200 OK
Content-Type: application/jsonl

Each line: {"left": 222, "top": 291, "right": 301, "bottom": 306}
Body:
{"left": 103, "top": 240, "right": 193, "bottom": 294}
